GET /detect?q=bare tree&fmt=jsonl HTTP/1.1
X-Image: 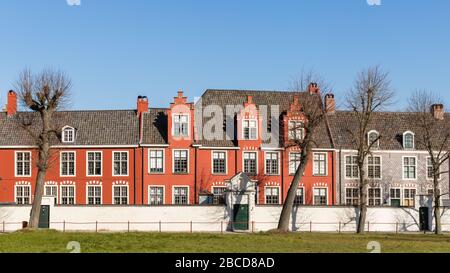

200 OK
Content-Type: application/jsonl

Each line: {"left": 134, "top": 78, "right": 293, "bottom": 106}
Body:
{"left": 406, "top": 90, "right": 450, "bottom": 234}
{"left": 277, "top": 71, "right": 332, "bottom": 232}
{"left": 14, "top": 69, "right": 72, "bottom": 229}
{"left": 345, "top": 66, "right": 394, "bottom": 234}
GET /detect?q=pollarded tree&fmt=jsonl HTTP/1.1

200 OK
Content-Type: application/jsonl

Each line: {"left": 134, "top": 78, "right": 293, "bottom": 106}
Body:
{"left": 14, "top": 69, "right": 72, "bottom": 229}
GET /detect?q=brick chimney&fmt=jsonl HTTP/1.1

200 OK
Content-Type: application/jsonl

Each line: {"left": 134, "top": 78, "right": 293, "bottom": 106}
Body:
{"left": 308, "top": 82, "right": 320, "bottom": 94}
{"left": 7, "top": 90, "right": 17, "bottom": 117}
{"left": 431, "top": 104, "right": 444, "bottom": 120}
{"left": 137, "top": 95, "right": 149, "bottom": 117}
{"left": 325, "top": 94, "right": 335, "bottom": 114}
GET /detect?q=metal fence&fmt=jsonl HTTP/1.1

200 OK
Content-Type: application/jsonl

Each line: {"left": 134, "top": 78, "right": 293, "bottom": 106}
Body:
{"left": 2, "top": 220, "right": 448, "bottom": 233}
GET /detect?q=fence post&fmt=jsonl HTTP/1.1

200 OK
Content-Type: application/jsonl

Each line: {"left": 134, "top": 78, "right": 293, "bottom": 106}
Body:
{"left": 95, "top": 221, "right": 98, "bottom": 233}
{"left": 339, "top": 221, "right": 341, "bottom": 234}
{"left": 252, "top": 221, "right": 255, "bottom": 233}
{"left": 128, "top": 221, "right": 130, "bottom": 233}
{"left": 221, "top": 221, "right": 224, "bottom": 234}
{"left": 159, "top": 221, "right": 162, "bottom": 233}
{"left": 310, "top": 221, "right": 312, "bottom": 233}
{"left": 190, "top": 221, "right": 193, "bottom": 233}
{"left": 367, "top": 222, "right": 370, "bottom": 233}
{"left": 2, "top": 221, "right": 4, "bottom": 233}
{"left": 396, "top": 222, "right": 398, "bottom": 234}
{"left": 63, "top": 220, "right": 65, "bottom": 233}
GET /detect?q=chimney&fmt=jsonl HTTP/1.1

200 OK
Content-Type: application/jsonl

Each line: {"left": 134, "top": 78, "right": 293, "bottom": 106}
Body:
{"left": 325, "top": 94, "right": 335, "bottom": 114}
{"left": 137, "top": 95, "right": 149, "bottom": 117}
{"left": 247, "top": 95, "right": 253, "bottom": 104}
{"left": 177, "top": 89, "right": 184, "bottom": 98}
{"left": 7, "top": 90, "right": 17, "bottom": 117}
{"left": 431, "top": 104, "right": 444, "bottom": 120}
{"left": 308, "top": 82, "right": 320, "bottom": 94}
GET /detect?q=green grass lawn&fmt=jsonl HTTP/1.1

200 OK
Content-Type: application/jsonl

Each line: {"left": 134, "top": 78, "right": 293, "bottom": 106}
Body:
{"left": 1, "top": 230, "right": 450, "bottom": 253}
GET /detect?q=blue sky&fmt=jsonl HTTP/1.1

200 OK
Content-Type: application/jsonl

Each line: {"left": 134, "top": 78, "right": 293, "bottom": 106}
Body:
{"left": 0, "top": 0, "right": 449, "bottom": 110}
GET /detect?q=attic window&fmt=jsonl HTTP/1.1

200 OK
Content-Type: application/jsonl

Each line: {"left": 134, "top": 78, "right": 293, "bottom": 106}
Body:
{"left": 368, "top": 130, "right": 379, "bottom": 149}
{"left": 403, "top": 131, "right": 414, "bottom": 150}
{"left": 62, "top": 126, "right": 75, "bottom": 143}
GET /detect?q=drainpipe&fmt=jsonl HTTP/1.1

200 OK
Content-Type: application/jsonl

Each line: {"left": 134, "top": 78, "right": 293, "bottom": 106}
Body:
{"left": 141, "top": 146, "right": 144, "bottom": 205}
{"left": 133, "top": 148, "right": 136, "bottom": 205}
{"left": 331, "top": 150, "right": 335, "bottom": 205}
{"left": 338, "top": 149, "right": 342, "bottom": 204}
{"left": 194, "top": 147, "right": 198, "bottom": 204}
{"left": 281, "top": 151, "right": 284, "bottom": 204}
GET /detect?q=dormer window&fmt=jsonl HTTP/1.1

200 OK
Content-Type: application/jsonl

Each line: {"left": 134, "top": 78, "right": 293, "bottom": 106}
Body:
{"left": 243, "top": 119, "right": 258, "bottom": 140}
{"left": 368, "top": 130, "right": 379, "bottom": 149}
{"left": 173, "top": 114, "right": 189, "bottom": 137}
{"left": 403, "top": 131, "right": 415, "bottom": 149}
{"left": 288, "top": 120, "right": 305, "bottom": 141}
{"left": 62, "top": 126, "right": 75, "bottom": 143}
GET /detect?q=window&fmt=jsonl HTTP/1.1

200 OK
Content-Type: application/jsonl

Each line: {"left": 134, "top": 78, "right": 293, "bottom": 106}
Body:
{"left": 149, "top": 150, "right": 164, "bottom": 173}
{"left": 404, "top": 189, "right": 416, "bottom": 207}
{"left": 173, "top": 150, "right": 188, "bottom": 174}
{"left": 173, "top": 114, "right": 189, "bottom": 137}
{"left": 15, "top": 185, "right": 31, "bottom": 204}
{"left": 87, "top": 152, "right": 102, "bottom": 176}
{"left": 313, "top": 188, "right": 327, "bottom": 205}
{"left": 368, "top": 156, "right": 381, "bottom": 179}
{"left": 61, "top": 185, "right": 75, "bottom": 205}
{"left": 289, "top": 152, "right": 301, "bottom": 175}
{"left": 173, "top": 186, "right": 188, "bottom": 205}
{"left": 345, "top": 156, "right": 359, "bottom": 179}
{"left": 212, "top": 187, "right": 226, "bottom": 205}
{"left": 390, "top": 188, "right": 401, "bottom": 207}
{"left": 87, "top": 186, "right": 102, "bottom": 205}
{"left": 61, "top": 152, "right": 75, "bottom": 176}
{"left": 212, "top": 151, "right": 227, "bottom": 174}
{"left": 345, "top": 188, "right": 359, "bottom": 206}
{"left": 265, "top": 152, "right": 279, "bottom": 175}
{"left": 62, "top": 127, "right": 75, "bottom": 143}
{"left": 113, "top": 186, "right": 128, "bottom": 205}
{"left": 403, "top": 132, "right": 414, "bottom": 149}
{"left": 313, "top": 153, "right": 327, "bottom": 176}
{"left": 243, "top": 152, "right": 257, "bottom": 175}
{"left": 149, "top": 186, "right": 164, "bottom": 205}
{"left": 427, "top": 157, "right": 441, "bottom": 180}
{"left": 15, "top": 152, "right": 31, "bottom": 177}
{"left": 45, "top": 185, "right": 58, "bottom": 204}
{"left": 265, "top": 187, "right": 280, "bottom": 204}
{"left": 368, "top": 188, "right": 381, "bottom": 206}
{"left": 403, "top": 157, "right": 417, "bottom": 179}
{"left": 294, "top": 188, "right": 304, "bottom": 205}
{"left": 243, "top": 120, "right": 257, "bottom": 140}
{"left": 368, "top": 131, "right": 379, "bottom": 148}
{"left": 113, "top": 152, "right": 128, "bottom": 176}
{"left": 288, "top": 121, "right": 304, "bottom": 140}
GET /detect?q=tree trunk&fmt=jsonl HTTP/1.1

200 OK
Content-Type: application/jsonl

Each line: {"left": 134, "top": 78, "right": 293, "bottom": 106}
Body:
{"left": 277, "top": 152, "right": 309, "bottom": 232}
{"left": 28, "top": 168, "right": 47, "bottom": 228}
{"left": 357, "top": 163, "right": 368, "bottom": 234}
{"left": 434, "top": 193, "right": 441, "bottom": 235}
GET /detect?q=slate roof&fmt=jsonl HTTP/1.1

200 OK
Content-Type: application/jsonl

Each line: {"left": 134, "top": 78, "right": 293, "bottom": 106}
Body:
{"left": 327, "top": 111, "right": 450, "bottom": 150}
{"left": 0, "top": 110, "right": 140, "bottom": 146}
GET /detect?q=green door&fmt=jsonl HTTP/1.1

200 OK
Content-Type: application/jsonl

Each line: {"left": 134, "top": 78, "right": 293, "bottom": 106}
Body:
{"left": 38, "top": 205, "right": 50, "bottom": 229}
{"left": 233, "top": 204, "right": 249, "bottom": 230}
{"left": 419, "top": 207, "right": 429, "bottom": 231}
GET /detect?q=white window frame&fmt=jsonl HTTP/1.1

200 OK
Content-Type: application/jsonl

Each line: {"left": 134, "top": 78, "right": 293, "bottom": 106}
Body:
{"left": 403, "top": 131, "right": 415, "bottom": 150}
{"left": 243, "top": 151, "right": 258, "bottom": 175}
{"left": 112, "top": 151, "right": 129, "bottom": 177}
{"left": 313, "top": 152, "right": 328, "bottom": 176}
{"left": 288, "top": 120, "right": 305, "bottom": 141}
{"left": 15, "top": 151, "right": 32, "bottom": 177}
{"left": 402, "top": 156, "right": 417, "bottom": 180}
{"left": 264, "top": 186, "right": 281, "bottom": 205}
{"left": 403, "top": 188, "right": 416, "bottom": 207}
{"left": 172, "top": 185, "right": 189, "bottom": 205}
{"left": 242, "top": 119, "right": 258, "bottom": 140}
{"left": 367, "top": 155, "right": 382, "bottom": 180}
{"left": 427, "top": 156, "right": 442, "bottom": 180}
{"left": 148, "top": 149, "right": 165, "bottom": 174}
{"left": 44, "top": 184, "right": 58, "bottom": 204}
{"left": 62, "top": 126, "right": 75, "bottom": 143}
{"left": 345, "top": 187, "right": 359, "bottom": 206}
{"left": 345, "top": 155, "right": 359, "bottom": 179}
{"left": 264, "top": 151, "right": 280, "bottom": 175}
{"left": 86, "top": 185, "right": 103, "bottom": 205}
{"left": 367, "top": 130, "right": 380, "bottom": 149}
{"left": 313, "top": 187, "right": 328, "bottom": 206}
{"left": 172, "top": 149, "right": 189, "bottom": 174}
{"left": 389, "top": 188, "right": 402, "bottom": 207}
{"left": 14, "top": 185, "right": 31, "bottom": 205}
{"left": 172, "top": 113, "right": 190, "bottom": 137}
{"left": 212, "top": 186, "right": 227, "bottom": 205}
{"left": 60, "top": 151, "right": 76, "bottom": 177}
{"left": 149, "top": 185, "right": 165, "bottom": 205}
{"left": 289, "top": 152, "right": 302, "bottom": 175}
{"left": 112, "top": 185, "right": 129, "bottom": 205}
{"left": 368, "top": 187, "right": 382, "bottom": 206}
{"left": 86, "top": 151, "right": 103, "bottom": 177}
{"left": 294, "top": 187, "right": 305, "bottom": 205}
{"left": 60, "top": 185, "right": 76, "bottom": 205}
{"left": 211, "top": 151, "right": 228, "bottom": 175}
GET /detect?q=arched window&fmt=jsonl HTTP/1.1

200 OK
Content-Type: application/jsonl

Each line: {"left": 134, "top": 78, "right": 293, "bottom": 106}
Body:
{"left": 403, "top": 131, "right": 415, "bottom": 149}
{"left": 368, "top": 130, "right": 380, "bottom": 149}
{"left": 62, "top": 126, "right": 75, "bottom": 143}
